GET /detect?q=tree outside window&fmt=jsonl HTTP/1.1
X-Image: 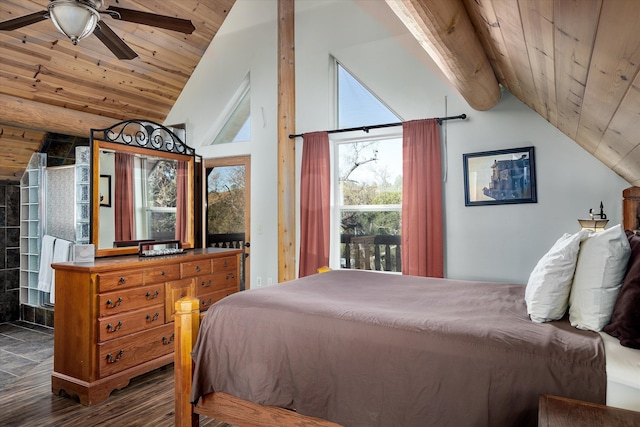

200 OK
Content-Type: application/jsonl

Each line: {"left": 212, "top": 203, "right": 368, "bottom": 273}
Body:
{"left": 147, "top": 159, "right": 177, "bottom": 241}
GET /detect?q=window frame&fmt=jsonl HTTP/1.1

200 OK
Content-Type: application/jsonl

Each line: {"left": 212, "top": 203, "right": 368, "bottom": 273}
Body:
{"left": 330, "top": 130, "right": 403, "bottom": 272}
{"left": 330, "top": 58, "right": 404, "bottom": 273}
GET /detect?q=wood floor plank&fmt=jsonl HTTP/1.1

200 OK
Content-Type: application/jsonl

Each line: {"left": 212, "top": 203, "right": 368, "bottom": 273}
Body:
{"left": 0, "top": 357, "right": 232, "bottom": 427}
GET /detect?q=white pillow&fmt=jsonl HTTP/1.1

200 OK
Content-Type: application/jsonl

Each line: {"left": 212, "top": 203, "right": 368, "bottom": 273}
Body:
{"left": 525, "top": 231, "right": 586, "bottom": 323}
{"left": 569, "top": 224, "right": 631, "bottom": 331}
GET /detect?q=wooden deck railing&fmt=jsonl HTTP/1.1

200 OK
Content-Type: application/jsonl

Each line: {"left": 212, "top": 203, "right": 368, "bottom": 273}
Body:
{"left": 207, "top": 232, "right": 245, "bottom": 249}
{"left": 207, "top": 232, "right": 400, "bottom": 276}
{"left": 341, "top": 234, "right": 401, "bottom": 272}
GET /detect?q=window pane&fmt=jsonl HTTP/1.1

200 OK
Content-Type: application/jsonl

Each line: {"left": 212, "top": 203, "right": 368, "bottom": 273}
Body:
{"left": 338, "top": 139, "right": 402, "bottom": 206}
{"left": 337, "top": 64, "right": 399, "bottom": 128}
{"left": 212, "top": 74, "right": 251, "bottom": 145}
{"left": 148, "top": 211, "right": 176, "bottom": 241}
{"left": 212, "top": 91, "right": 251, "bottom": 144}
{"left": 340, "top": 210, "right": 401, "bottom": 238}
{"left": 207, "top": 165, "right": 246, "bottom": 234}
{"left": 148, "top": 160, "right": 177, "bottom": 208}
{"left": 340, "top": 210, "right": 401, "bottom": 272}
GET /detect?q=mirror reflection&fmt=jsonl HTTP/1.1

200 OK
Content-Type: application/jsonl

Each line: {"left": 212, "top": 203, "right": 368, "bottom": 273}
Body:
{"left": 98, "top": 149, "right": 188, "bottom": 248}
{"left": 90, "top": 119, "right": 195, "bottom": 257}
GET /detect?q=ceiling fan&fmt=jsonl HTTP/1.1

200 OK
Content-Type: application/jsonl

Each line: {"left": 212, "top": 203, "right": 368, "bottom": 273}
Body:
{"left": 0, "top": 0, "right": 196, "bottom": 60}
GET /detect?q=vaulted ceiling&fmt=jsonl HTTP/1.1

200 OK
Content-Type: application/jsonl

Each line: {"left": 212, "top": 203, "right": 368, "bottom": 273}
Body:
{"left": 0, "top": 0, "right": 638, "bottom": 185}
{"left": 0, "top": 0, "right": 235, "bottom": 181}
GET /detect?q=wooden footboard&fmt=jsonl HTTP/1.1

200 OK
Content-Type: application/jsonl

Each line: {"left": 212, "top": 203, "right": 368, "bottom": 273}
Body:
{"left": 174, "top": 297, "right": 342, "bottom": 427}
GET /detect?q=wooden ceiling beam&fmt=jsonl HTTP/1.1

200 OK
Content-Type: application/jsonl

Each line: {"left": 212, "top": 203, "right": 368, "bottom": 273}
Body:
{"left": 0, "top": 94, "right": 119, "bottom": 138}
{"left": 385, "top": 0, "right": 501, "bottom": 111}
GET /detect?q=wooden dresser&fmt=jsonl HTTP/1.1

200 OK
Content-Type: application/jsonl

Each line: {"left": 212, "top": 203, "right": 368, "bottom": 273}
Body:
{"left": 51, "top": 247, "right": 241, "bottom": 405}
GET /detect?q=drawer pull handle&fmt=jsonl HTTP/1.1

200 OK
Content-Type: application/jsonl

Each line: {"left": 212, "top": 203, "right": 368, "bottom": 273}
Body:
{"left": 201, "top": 298, "right": 213, "bottom": 307}
{"left": 161, "top": 271, "right": 166, "bottom": 276}
{"left": 223, "top": 260, "right": 228, "bottom": 267}
{"left": 106, "top": 321, "right": 122, "bottom": 333}
{"left": 226, "top": 274, "right": 235, "bottom": 280}
{"left": 201, "top": 280, "right": 211, "bottom": 288}
{"left": 145, "top": 290, "right": 160, "bottom": 299}
{"left": 195, "top": 265, "right": 201, "bottom": 272}
{"left": 146, "top": 312, "right": 159, "bottom": 322}
{"left": 106, "top": 350, "right": 124, "bottom": 364}
{"left": 106, "top": 297, "right": 123, "bottom": 308}
{"left": 118, "top": 277, "right": 126, "bottom": 285}
{"left": 162, "top": 334, "right": 175, "bottom": 345}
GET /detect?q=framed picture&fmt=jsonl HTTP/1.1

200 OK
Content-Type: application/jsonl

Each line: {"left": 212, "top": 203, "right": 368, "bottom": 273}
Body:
{"left": 99, "top": 175, "right": 111, "bottom": 207}
{"left": 463, "top": 146, "right": 537, "bottom": 206}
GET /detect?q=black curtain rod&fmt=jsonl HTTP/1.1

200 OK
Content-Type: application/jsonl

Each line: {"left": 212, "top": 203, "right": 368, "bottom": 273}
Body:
{"left": 288, "top": 113, "right": 467, "bottom": 139}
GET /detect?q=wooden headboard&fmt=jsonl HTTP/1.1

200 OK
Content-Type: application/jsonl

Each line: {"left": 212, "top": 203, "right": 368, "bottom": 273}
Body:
{"left": 623, "top": 187, "right": 640, "bottom": 231}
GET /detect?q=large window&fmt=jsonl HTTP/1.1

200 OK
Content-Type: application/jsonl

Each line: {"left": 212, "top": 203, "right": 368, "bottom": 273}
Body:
{"left": 333, "top": 62, "right": 402, "bottom": 272}
{"left": 335, "top": 137, "right": 402, "bottom": 272}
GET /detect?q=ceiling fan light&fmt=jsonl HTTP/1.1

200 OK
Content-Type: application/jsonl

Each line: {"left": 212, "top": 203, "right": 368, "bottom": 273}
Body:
{"left": 48, "top": 1, "right": 100, "bottom": 45}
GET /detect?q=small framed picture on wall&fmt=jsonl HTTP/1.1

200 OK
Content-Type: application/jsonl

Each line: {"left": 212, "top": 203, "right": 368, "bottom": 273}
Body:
{"left": 463, "top": 146, "right": 537, "bottom": 207}
{"left": 99, "top": 175, "right": 111, "bottom": 207}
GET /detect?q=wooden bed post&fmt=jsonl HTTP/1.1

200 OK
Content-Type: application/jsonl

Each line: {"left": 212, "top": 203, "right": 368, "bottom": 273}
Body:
{"left": 623, "top": 186, "right": 640, "bottom": 231}
{"left": 175, "top": 297, "right": 200, "bottom": 427}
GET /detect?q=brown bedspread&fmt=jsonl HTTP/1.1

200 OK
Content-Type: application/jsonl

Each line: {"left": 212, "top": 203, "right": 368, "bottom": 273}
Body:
{"left": 191, "top": 270, "right": 606, "bottom": 427}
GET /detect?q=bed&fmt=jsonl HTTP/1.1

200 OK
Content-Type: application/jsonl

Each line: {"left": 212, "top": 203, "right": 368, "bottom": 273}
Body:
{"left": 175, "top": 189, "right": 640, "bottom": 427}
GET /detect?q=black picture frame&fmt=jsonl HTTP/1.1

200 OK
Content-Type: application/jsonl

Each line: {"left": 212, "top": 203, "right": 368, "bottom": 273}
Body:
{"left": 463, "top": 146, "right": 537, "bottom": 206}
{"left": 99, "top": 175, "right": 111, "bottom": 207}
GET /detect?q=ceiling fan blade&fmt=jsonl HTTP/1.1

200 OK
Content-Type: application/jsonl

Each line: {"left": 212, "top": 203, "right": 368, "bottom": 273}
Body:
{"left": 93, "top": 21, "right": 138, "bottom": 60}
{"left": 106, "top": 6, "right": 195, "bottom": 34}
{"left": 0, "top": 10, "right": 48, "bottom": 31}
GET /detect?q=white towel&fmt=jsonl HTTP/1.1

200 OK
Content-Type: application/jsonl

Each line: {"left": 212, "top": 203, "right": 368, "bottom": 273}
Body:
{"left": 50, "top": 238, "right": 72, "bottom": 304}
{"left": 37, "top": 235, "right": 56, "bottom": 294}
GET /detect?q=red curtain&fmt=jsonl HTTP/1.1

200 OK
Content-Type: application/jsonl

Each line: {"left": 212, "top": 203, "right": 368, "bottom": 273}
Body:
{"left": 115, "top": 152, "right": 136, "bottom": 241}
{"left": 401, "top": 119, "right": 443, "bottom": 277}
{"left": 175, "top": 160, "right": 188, "bottom": 243}
{"left": 299, "top": 131, "right": 331, "bottom": 277}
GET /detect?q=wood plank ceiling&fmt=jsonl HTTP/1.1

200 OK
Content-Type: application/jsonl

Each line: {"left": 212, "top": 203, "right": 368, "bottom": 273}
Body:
{"left": 388, "top": 0, "right": 640, "bottom": 185}
{"left": 0, "top": 0, "right": 639, "bottom": 186}
{"left": 0, "top": 0, "right": 235, "bottom": 181}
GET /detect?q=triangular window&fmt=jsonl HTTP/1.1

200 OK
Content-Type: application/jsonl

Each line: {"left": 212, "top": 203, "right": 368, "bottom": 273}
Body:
{"left": 337, "top": 63, "right": 399, "bottom": 128}
{"left": 212, "top": 74, "right": 251, "bottom": 145}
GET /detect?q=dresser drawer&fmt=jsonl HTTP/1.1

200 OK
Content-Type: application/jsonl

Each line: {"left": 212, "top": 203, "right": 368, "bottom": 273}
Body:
{"left": 98, "top": 323, "right": 174, "bottom": 378}
{"left": 212, "top": 255, "right": 237, "bottom": 272}
{"left": 165, "top": 278, "right": 196, "bottom": 321}
{"left": 181, "top": 259, "right": 212, "bottom": 278}
{"left": 97, "top": 304, "right": 165, "bottom": 342}
{"left": 195, "top": 271, "right": 238, "bottom": 296}
{"left": 98, "top": 284, "right": 165, "bottom": 317}
{"left": 144, "top": 264, "right": 180, "bottom": 284}
{"left": 198, "top": 287, "right": 238, "bottom": 312}
{"left": 97, "top": 270, "right": 144, "bottom": 292}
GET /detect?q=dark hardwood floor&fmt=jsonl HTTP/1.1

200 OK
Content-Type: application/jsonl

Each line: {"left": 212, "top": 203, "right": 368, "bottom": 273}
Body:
{"left": 0, "top": 321, "right": 232, "bottom": 427}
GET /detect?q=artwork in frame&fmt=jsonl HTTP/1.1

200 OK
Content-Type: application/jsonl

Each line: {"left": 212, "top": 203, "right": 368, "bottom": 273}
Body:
{"left": 463, "top": 146, "right": 537, "bottom": 206}
{"left": 99, "top": 175, "right": 111, "bottom": 207}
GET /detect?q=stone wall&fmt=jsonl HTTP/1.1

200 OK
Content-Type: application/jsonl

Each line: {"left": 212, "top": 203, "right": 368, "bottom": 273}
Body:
{"left": 0, "top": 182, "right": 20, "bottom": 322}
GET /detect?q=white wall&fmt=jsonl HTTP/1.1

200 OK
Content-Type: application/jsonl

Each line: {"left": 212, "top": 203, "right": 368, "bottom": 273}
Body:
{"left": 166, "top": 0, "right": 280, "bottom": 286}
{"left": 166, "top": 0, "right": 629, "bottom": 286}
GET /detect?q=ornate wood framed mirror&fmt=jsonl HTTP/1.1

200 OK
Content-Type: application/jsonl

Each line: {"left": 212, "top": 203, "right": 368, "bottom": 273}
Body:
{"left": 90, "top": 119, "right": 196, "bottom": 257}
